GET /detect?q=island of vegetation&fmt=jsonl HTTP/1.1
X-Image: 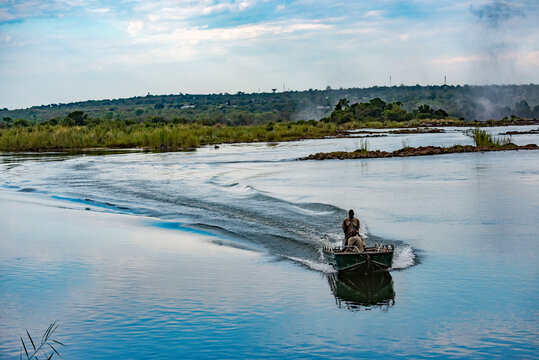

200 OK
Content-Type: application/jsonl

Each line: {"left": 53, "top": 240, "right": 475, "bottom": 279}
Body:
{"left": 300, "top": 128, "right": 538, "bottom": 161}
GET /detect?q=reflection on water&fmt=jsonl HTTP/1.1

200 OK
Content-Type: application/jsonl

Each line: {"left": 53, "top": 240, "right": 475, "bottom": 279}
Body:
{"left": 328, "top": 270, "right": 395, "bottom": 311}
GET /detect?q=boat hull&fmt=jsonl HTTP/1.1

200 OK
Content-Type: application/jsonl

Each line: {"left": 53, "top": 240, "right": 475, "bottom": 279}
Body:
{"left": 323, "top": 245, "right": 394, "bottom": 272}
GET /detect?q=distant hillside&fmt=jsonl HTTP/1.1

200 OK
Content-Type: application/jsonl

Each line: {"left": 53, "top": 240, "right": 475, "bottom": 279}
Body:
{"left": 1, "top": 84, "right": 538, "bottom": 125}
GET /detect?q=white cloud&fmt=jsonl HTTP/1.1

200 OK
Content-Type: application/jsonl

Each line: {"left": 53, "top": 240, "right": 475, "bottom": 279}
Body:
{"left": 398, "top": 33, "right": 410, "bottom": 41}
{"left": 116, "top": 20, "right": 332, "bottom": 65}
{"left": 525, "top": 50, "right": 539, "bottom": 66}
{"left": 127, "top": 21, "right": 144, "bottom": 37}
{"left": 87, "top": 8, "right": 111, "bottom": 14}
{"left": 433, "top": 55, "right": 485, "bottom": 65}
{"left": 133, "top": 0, "right": 258, "bottom": 23}
{"left": 363, "top": 10, "right": 383, "bottom": 18}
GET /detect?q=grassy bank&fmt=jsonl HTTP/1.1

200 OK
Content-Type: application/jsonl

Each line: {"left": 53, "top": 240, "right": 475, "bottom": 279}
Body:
{"left": 0, "top": 121, "right": 340, "bottom": 152}
{"left": 2, "top": 116, "right": 538, "bottom": 152}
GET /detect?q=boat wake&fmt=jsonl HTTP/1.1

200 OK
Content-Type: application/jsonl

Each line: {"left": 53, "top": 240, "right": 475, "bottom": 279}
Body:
{"left": 391, "top": 245, "right": 416, "bottom": 270}
{"left": 279, "top": 255, "right": 337, "bottom": 274}
{"left": 0, "top": 153, "right": 419, "bottom": 272}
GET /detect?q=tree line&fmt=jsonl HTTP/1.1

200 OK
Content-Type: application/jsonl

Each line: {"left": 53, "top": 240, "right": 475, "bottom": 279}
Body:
{"left": 1, "top": 84, "right": 538, "bottom": 128}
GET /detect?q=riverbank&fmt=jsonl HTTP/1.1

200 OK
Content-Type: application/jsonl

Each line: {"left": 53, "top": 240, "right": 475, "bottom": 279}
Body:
{"left": 1, "top": 118, "right": 538, "bottom": 152}
{"left": 300, "top": 143, "right": 539, "bottom": 160}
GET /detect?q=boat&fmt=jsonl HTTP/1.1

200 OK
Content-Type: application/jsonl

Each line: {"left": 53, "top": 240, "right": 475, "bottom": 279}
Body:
{"left": 328, "top": 268, "right": 395, "bottom": 310}
{"left": 322, "top": 244, "right": 394, "bottom": 272}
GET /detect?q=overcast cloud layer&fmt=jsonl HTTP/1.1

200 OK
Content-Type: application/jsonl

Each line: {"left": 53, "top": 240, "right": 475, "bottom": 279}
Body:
{"left": 0, "top": 0, "right": 538, "bottom": 109}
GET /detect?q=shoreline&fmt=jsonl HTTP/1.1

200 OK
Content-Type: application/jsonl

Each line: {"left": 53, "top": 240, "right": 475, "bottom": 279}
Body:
{"left": 299, "top": 143, "right": 539, "bottom": 160}
{"left": 1, "top": 120, "right": 539, "bottom": 153}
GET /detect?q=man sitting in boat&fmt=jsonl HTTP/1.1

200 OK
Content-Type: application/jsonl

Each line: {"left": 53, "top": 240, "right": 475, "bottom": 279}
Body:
{"left": 342, "top": 209, "right": 365, "bottom": 252}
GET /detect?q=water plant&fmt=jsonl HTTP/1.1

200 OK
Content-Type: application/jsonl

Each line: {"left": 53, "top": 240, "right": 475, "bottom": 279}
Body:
{"left": 463, "top": 128, "right": 511, "bottom": 147}
{"left": 0, "top": 121, "right": 340, "bottom": 152}
{"left": 20, "top": 322, "right": 64, "bottom": 359}
{"left": 401, "top": 138, "right": 410, "bottom": 149}
{"left": 357, "top": 139, "right": 369, "bottom": 153}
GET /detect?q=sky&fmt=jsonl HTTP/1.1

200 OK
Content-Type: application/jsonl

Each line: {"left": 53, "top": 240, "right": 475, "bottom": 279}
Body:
{"left": 0, "top": 0, "right": 538, "bottom": 109}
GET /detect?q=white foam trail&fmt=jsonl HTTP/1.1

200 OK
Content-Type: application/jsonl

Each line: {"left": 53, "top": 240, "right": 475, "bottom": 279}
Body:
{"left": 391, "top": 245, "right": 415, "bottom": 269}
{"left": 282, "top": 255, "right": 337, "bottom": 274}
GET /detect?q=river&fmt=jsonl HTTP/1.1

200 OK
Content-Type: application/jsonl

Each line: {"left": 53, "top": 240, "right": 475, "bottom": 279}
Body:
{"left": 1, "top": 125, "right": 538, "bottom": 358}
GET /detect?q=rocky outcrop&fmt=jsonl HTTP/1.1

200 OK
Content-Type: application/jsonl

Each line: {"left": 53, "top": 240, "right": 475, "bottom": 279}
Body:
{"left": 300, "top": 144, "right": 539, "bottom": 160}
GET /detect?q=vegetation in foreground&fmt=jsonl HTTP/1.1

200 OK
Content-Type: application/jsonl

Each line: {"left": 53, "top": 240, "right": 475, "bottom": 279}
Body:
{"left": 0, "top": 120, "right": 342, "bottom": 152}
{"left": 300, "top": 128, "right": 538, "bottom": 160}
{"left": 20, "top": 322, "right": 64, "bottom": 360}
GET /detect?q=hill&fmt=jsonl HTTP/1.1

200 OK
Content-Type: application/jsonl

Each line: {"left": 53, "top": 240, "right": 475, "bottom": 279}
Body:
{"left": 1, "top": 84, "right": 538, "bottom": 126}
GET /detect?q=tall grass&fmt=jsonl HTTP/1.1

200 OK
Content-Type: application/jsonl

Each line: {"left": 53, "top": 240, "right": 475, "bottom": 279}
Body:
{"left": 0, "top": 121, "right": 339, "bottom": 152}
{"left": 463, "top": 128, "right": 511, "bottom": 147}
{"left": 20, "top": 322, "right": 64, "bottom": 359}
{"left": 356, "top": 139, "right": 369, "bottom": 153}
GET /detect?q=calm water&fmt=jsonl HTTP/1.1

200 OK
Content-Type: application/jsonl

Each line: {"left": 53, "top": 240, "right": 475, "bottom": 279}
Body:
{"left": 1, "top": 126, "right": 538, "bottom": 358}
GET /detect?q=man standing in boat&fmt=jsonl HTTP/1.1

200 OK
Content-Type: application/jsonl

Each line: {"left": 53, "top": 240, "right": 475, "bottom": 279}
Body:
{"left": 342, "top": 209, "right": 365, "bottom": 251}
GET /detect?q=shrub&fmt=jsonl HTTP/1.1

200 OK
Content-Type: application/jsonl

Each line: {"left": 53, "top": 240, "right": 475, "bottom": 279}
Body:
{"left": 463, "top": 128, "right": 510, "bottom": 147}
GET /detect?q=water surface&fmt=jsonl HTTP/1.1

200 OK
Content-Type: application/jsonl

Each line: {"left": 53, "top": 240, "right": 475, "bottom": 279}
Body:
{"left": 1, "top": 126, "right": 538, "bottom": 358}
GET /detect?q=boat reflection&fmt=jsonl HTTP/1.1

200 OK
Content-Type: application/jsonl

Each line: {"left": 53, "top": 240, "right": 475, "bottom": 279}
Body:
{"left": 328, "top": 270, "right": 395, "bottom": 311}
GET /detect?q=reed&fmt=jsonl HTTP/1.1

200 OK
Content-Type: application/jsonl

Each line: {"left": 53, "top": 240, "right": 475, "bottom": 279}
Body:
{"left": 20, "top": 322, "right": 64, "bottom": 360}
{"left": 0, "top": 121, "right": 340, "bottom": 152}
{"left": 463, "top": 128, "right": 511, "bottom": 147}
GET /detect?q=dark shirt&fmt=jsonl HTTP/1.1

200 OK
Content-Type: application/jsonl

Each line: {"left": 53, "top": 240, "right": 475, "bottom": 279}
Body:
{"left": 342, "top": 217, "right": 360, "bottom": 240}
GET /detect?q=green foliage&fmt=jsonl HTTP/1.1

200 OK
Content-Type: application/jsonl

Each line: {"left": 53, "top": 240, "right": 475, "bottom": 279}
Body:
{"left": 20, "top": 322, "right": 64, "bottom": 360}
{"left": 463, "top": 128, "right": 511, "bottom": 147}
{"left": 323, "top": 98, "right": 449, "bottom": 125}
{"left": 0, "top": 120, "right": 340, "bottom": 151}
{"left": 334, "top": 98, "right": 350, "bottom": 111}
{"left": 66, "top": 111, "right": 88, "bottom": 126}
{"left": 2, "top": 84, "right": 537, "bottom": 127}
{"left": 13, "top": 119, "right": 30, "bottom": 127}
{"left": 356, "top": 139, "right": 369, "bottom": 153}
{"left": 60, "top": 117, "right": 76, "bottom": 126}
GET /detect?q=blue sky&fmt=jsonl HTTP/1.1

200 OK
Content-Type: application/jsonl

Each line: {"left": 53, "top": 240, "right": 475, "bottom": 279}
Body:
{"left": 0, "top": 0, "right": 538, "bottom": 109}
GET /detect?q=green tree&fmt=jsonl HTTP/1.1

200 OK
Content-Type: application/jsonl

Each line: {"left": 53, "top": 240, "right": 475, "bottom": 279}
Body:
{"left": 13, "top": 119, "right": 30, "bottom": 127}
{"left": 66, "top": 111, "right": 87, "bottom": 126}
{"left": 334, "top": 98, "right": 350, "bottom": 111}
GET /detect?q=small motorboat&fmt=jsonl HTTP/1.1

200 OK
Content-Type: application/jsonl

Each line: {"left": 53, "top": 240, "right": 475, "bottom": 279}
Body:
{"left": 322, "top": 244, "right": 394, "bottom": 272}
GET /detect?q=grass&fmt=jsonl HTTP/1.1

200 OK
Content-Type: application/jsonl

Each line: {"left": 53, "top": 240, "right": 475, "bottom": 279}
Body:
{"left": 20, "top": 322, "right": 64, "bottom": 359}
{"left": 463, "top": 128, "right": 511, "bottom": 147}
{"left": 0, "top": 121, "right": 340, "bottom": 152}
{"left": 0, "top": 119, "right": 523, "bottom": 153}
{"left": 356, "top": 139, "right": 369, "bottom": 153}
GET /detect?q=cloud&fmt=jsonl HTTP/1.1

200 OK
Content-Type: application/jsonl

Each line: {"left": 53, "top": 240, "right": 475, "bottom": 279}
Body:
{"left": 433, "top": 55, "right": 485, "bottom": 65}
{"left": 471, "top": 0, "right": 524, "bottom": 28}
{"left": 1, "top": 0, "right": 539, "bottom": 109}
{"left": 87, "top": 8, "right": 111, "bottom": 14}
{"left": 131, "top": 0, "right": 258, "bottom": 23}
{"left": 525, "top": 50, "right": 539, "bottom": 66}
{"left": 398, "top": 33, "right": 410, "bottom": 41}
{"left": 117, "top": 20, "right": 332, "bottom": 64}
{"left": 127, "top": 21, "right": 144, "bottom": 37}
{"left": 363, "top": 10, "right": 383, "bottom": 18}
{"left": 1, "top": 34, "right": 12, "bottom": 43}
